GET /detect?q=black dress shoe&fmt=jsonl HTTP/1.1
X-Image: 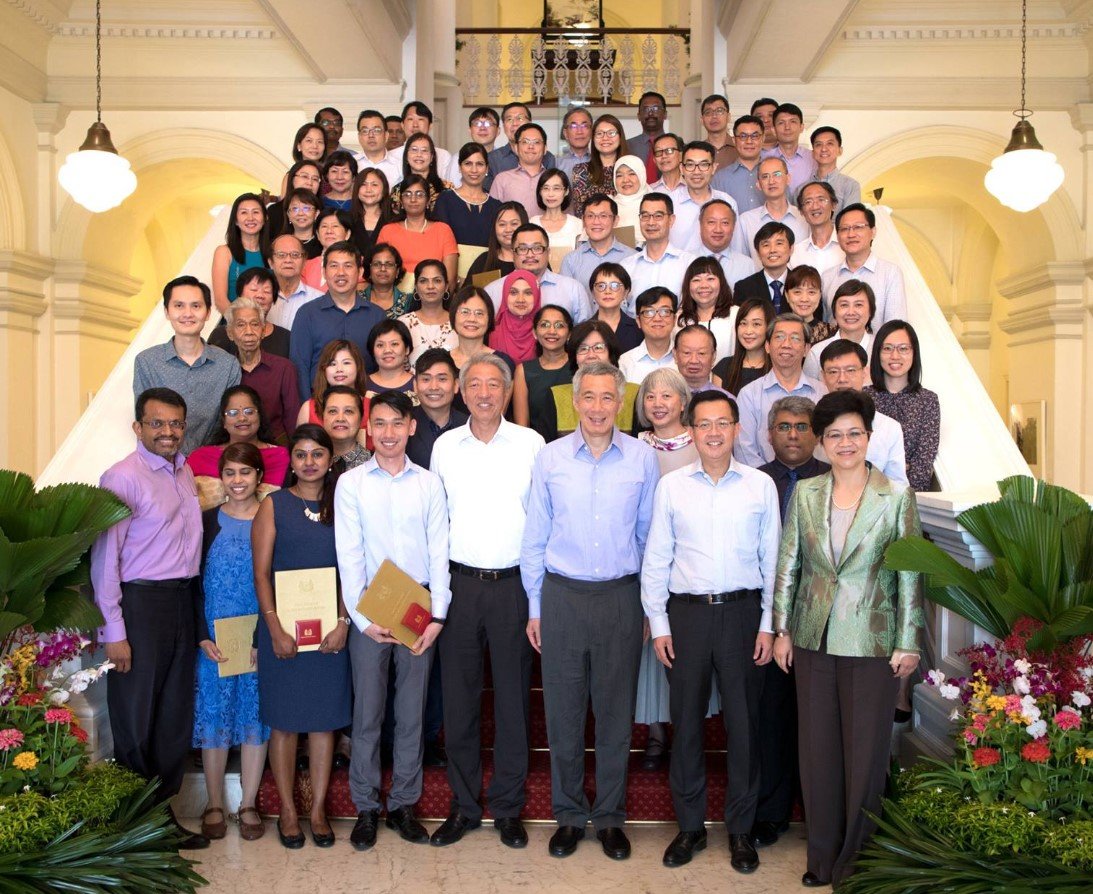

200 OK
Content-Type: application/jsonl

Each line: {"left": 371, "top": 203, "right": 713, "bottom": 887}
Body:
{"left": 751, "top": 820, "right": 781, "bottom": 848}
{"left": 429, "top": 811, "right": 481, "bottom": 847}
{"left": 167, "top": 808, "right": 210, "bottom": 850}
{"left": 350, "top": 810, "right": 379, "bottom": 851}
{"left": 548, "top": 825, "right": 584, "bottom": 857}
{"left": 386, "top": 806, "right": 429, "bottom": 843}
{"left": 277, "top": 819, "right": 306, "bottom": 850}
{"left": 663, "top": 829, "right": 707, "bottom": 867}
{"left": 423, "top": 740, "right": 448, "bottom": 768}
{"left": 494, "top": 817, "right": 528, "bottom": 849}
{"left": 311, "top": 822, "right": 336, "bottom": 848}
{"left": 596, "top": 827, "right": 631, "bottom": 860}
{"left": 729, "top": 833, "right": 760, "bottom": 873}
{"left": 802, "top": 871, "right": 831, "bottom": 887}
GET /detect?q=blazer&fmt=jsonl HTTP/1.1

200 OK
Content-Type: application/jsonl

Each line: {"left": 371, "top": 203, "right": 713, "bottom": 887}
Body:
{"left": 732, "top": 271, "right": 782, "bottom": 312}
{"left": 772, "top": 466, "right": 923, "bottom": 658}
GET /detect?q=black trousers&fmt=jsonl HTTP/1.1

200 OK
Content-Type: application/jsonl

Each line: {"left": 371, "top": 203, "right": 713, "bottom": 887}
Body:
{"left": 755, "top": 659, "right": 799, "bottom": 823}
{"left": 541, "top": 572, "right": 643, "bottom": 829}
{"left": 667, "top": 595, "right": 763, "bottom": 833}
{"left": 438, "top": 573, "right": 531, "bottom": 821}
{"left": 106, "top": 580, "right": 198, "bottom": 801}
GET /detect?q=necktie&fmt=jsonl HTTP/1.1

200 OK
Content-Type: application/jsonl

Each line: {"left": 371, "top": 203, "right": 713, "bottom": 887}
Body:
{"left": 770, "top": 280, "right": 784, "bottom": 313}
{"left": 781, "top": 468, "right": 799, "bottom": 521}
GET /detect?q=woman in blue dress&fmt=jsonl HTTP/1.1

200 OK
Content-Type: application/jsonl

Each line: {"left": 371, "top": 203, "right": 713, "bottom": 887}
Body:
{"left": 212, "top": 192, "right": 269, "bottom": 317}
{"left": 193, "top": 441, "right": 270, "bottom": 842}
{"left": 252, "top": 424, "right": 351, "bottom": 849}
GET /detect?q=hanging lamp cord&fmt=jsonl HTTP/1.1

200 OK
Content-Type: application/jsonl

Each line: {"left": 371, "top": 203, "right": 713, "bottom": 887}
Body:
{"left": 95, "top": 0, "right": 102, "bottom": 123}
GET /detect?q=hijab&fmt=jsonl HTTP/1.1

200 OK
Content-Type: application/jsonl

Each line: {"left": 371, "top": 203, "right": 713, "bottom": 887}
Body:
{"left": 612, "top": 154, "right": 649, "bottom": 231}
{"left": 489, "top": 270, "right": 542, "bottom": 364}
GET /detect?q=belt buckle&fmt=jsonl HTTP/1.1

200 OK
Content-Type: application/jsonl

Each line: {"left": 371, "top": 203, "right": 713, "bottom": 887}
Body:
{"left": 703, "top": 594, "right": 716, "bottom": 605}
{"left": 483, "top": 569, "right": 502, "bottom": 581}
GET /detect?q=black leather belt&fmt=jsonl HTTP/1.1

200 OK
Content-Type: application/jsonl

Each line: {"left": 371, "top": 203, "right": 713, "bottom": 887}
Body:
{"left": 449, "top": 561, "right": 520, "bottom": 582}
{"left": 669, "top": 588, "right": 760, "bottom": 605}
{"left": 124, "top": 577, "right": 197, "bottom": 589}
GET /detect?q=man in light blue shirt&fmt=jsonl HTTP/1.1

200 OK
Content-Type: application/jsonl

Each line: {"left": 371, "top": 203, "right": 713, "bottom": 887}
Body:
{"left": 697, "top": 199, "right": 759, "bottom": 288}
{"left": 642, "top": 390, "right": 779, "bottom": 872}
{"left": 668, "top": 140, "right": 738, "bottom": 253}
{"left": 556, "top": 107, "right": 593, "bottom": 177}
{"left": 522, "top": 361, "right": 659, "bottom": 861}
{"left": 335, "top": 391, "right": 450, "bottom": 850}
{"left": 712, "top": 115, "right": 766, "bottom": 214}
{"left": 731, "top": 157, "right": 810, "bottom": 261}
{"left": 267, "top": 234, "right": 323, "bottom": 330}
{"left": 620, "top": 193, "right": 696, "bottom": 317}
{"left": 560, "top": 194, "right": 636, "bottom": 289}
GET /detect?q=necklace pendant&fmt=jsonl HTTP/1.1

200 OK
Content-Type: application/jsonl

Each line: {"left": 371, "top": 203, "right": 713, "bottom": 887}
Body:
{"left": 303, "top": 505, "right": 321, "bottom": 523}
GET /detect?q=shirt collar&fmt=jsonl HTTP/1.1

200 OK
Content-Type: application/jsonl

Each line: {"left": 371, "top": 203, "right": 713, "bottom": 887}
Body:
{"left": 570, "top": 426, "right": 625, "bottom": 459}
{"left": 840, "top": 251, "right": 877, "bottom": 275}
{"left": 458, "top": 417, "right": 512, "bottom": 446}
{"left": 686, "top": 457, "right": 742, "bottom": 486}
{"left": 364, "top": 455, "right": 415, "bottom": 479}
{"left": 164, "top": 337, "right": 211, "bottom": 366}
{"left": 136, "top": 439, "right": 186, "bottom": 473}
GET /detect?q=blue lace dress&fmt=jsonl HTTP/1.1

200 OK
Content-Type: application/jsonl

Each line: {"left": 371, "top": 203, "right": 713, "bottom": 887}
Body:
{"left": 193, "top": 510, "right": 270, "bottom": 748}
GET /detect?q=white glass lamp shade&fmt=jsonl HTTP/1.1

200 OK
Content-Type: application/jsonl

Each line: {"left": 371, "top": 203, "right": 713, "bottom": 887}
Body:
{"left": 983, "top": 120, "right": 1064, "bottom": 213}
{"left": 59, "top": 148, "right": 137, "bottom": 213}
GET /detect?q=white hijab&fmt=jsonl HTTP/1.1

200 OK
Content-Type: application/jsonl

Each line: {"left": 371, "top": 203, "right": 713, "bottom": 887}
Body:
{"left": 612, "top": 154, "right": 649, "bottom": 231}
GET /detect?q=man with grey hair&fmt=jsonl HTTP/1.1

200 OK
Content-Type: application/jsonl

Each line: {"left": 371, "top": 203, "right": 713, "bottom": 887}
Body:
{"left": 522, "top": 361, "right": 660, "bottom": 861}
{"left": 750, "top": 395, "right": 828, "bottom": 850}
{"left": 428, "top": 352, "right": 545, "bottom": 850}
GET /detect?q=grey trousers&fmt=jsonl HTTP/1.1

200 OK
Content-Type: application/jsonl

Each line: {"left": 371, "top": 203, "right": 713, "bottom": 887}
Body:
{"left": 541, "top": 572, "right": 643, "bottom": 830}
{"left": 348, "top": 624, "right": 432, "bottom": 813}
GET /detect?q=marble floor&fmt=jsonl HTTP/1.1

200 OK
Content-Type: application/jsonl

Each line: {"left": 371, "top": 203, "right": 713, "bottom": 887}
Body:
{"left": 188, "top": 820, "right": 818, "bottom": 894}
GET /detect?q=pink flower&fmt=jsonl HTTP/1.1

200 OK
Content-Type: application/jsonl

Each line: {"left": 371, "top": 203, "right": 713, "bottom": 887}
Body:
{"left": 1054, "top": 710, "right": 1082, "bottom": 731}
{"left": 1004, "top": 695, "right": 1024, "bottom": 714}
{"left": 963, "top": 729, "right": 978, "bottom": 744}
{"left": 972, "top": 713, "right": 990, "bottom": 732}
{"left": 0, "top": 728, "right": 24, "bottom": 751}
{"left": 43, "top": 708, "right": 74, "bottom": 725}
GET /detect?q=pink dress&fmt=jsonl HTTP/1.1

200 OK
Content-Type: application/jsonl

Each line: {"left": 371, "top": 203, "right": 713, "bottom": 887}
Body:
{"left": 186, "top": 444, "right": 291, "bottom": 487}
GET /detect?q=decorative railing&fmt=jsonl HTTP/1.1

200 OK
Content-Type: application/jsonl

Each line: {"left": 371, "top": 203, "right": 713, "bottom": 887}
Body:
{"left": 455, "top": 28, "right": 690, "bottom": 107}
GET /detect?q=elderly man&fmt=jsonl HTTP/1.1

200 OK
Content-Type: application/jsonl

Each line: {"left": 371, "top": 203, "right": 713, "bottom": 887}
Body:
{"left": 522, "top": 361, "right": 660, "bottom": 861}
{"left": 673, "top": 325, "right": 726, "bottom": 395}
{"left": 557, "top": 107, "right": 593, "bottom": 176}
{"left": 266, "top": 234, "right": 323, "bottom": 330}
{"left": 486, "top": 224, "right": 592, "bottom": 323}
{"left": 208, "top": 267, "right": 291, "bottom": 358}
{"left": 790, "top": 181, "right": 844, "bottom": 275}
{"left": 821, "top": 204, "right": 907, "bottom": 328}
{"left": 429, "top": 353, "right": 545, "bottom": 849}
{"left": 649, "top": 133, "right": 685, "bottom": 193}
{"left": 642, "top": 391, "right": 780, "bottom": 873}
{"left": 91, "top": 387, "right": 207, "bottom": 849}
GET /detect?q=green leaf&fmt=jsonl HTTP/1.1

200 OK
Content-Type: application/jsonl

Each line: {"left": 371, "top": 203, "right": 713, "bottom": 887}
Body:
{"left": 35, "top": 588, "right": 103, "bottom": 633}
{"left": 0, "top": 610, "right": 28, "bottom": 642}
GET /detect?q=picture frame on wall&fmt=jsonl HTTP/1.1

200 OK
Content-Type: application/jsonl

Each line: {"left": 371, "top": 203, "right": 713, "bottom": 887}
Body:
{"left": 1009, "top": 400, "right": 1046, "bottom": 478}
{"left": 542, "top": 0, "right": 603, "bottom": 29}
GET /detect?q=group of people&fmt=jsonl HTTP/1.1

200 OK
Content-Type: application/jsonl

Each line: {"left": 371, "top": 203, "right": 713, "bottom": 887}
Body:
{"left": 88, "top": 91, "right": 940, "bottom": 890}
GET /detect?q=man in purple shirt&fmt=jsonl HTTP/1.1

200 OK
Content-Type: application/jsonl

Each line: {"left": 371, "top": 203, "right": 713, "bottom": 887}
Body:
{"left": 489, "top": 122, "right": 550, "bottom": 220}
{"left": 89, "top": 387, "right": 207, "bottom": 849}
{"left": 522, "top": 361, "right": 660, "bottom": 862}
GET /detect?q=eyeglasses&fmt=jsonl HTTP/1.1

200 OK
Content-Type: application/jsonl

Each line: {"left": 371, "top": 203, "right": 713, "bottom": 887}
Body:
{"left": 457, "top": 307, "right": 488, "bottom": 318}
{"left": 272, "top": 251, "right": 303, "bottom": 260}
{"left": 880, "top": 343, "right": 913, "bottom": 356}
{"left": 318, "top": 118, "right": 341, "bottom": 127}
{"left": 770, "top": 332, "right": 804, "bottom": 344}
{"left": 641, "top": 104, "right": 664, "bottom": 113}
{"left": 594, "top": 281, "right": 624, "bottom": 293}
{"left": 702, "top": 107, "right": 729, "bottom": 117}
{"left": 402, "top": 190, "right": 428, "bottom": 200}
{"left": 682, "top": 160, "right": 713, "bottom": 172}
{"left": 537, "top": 320, "right": 569, "bottom": 331}
{"left": 371, "top": 260, "right": 397, "bottom": 268}
{"left": 584, "top": 212, "right": 614, "bottom": 222}
{"left": 471, "top": 118, "right": 496, "bottom": 128}
{"left": 822, "top": 429, "right": 868, "bottom": 444}
{"left": 653, "top": 147, "right": 678, "bottom": 158}
{"left": 837, "top": 223, "right": 871, "bottom": 234}
{"left": 358, "top": 126, "right": 384, "bottom": 136}
{"left": 518, "top": 138, "right": 544, "bottom": 147}
{"left": 639, "top": 307, "right": 674, "bottom": 319}
{"left": 565, "top": 121, "right": 591, "bottom": 131}
{"left": 594, "top": 129, "right": 619, "bottom": 139}
{"left": 758, "top": 171, "right": 785, "bottom": 181}
{"left": 638, "top": 211, "right": 668, "bottom": 222}
{"left": 514, "top": 244, "right": 547, "bottom": 256}
{"left": 735, "top": 131, "right": 763, "bottom": 141}
{"left": 288, "top": 205, "right": 316, "bottom": 214}
{"left": 503, "top": 114, "right": 529, "bottom": 125}
{"left": 575, "top": 342, "right": 608, "bottom": 355}
{"left": 225, "top": 407, "right": 258, "bottom": 418}
{"left": 824, "top": 365, "right": 863, "bottom": 378}
{"left": 800, "top": 196, "right": 831, "bottom": 208}
{"left": 693, "top": 419, "right": 735, "bottom": 432}
{"left": 141, "top": 419, "right": 186, "bottom": 431}
{"left": 774, "top": 422, "right": 811, "bottom": 433}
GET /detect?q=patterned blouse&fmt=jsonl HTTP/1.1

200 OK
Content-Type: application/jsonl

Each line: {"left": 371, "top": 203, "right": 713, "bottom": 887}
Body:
{"left": 389, "top": 180, "right": 452, "bottom": 217}
{"left": 865, "top": 385, "right": 941, "bottom": 492}
{"left": 570, "top": 162, "right": 617, "bottom": 217}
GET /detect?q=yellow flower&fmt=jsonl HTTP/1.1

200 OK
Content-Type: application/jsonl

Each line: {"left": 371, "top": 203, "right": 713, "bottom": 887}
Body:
{"left": 12, "top": 751, "right": 38, "bottom": 771}
{"left": 1075, "top": 747, "right": 1093, "bottom": 766}
{"left": 986, "top": 695, "right": 1007, "bottom": 711}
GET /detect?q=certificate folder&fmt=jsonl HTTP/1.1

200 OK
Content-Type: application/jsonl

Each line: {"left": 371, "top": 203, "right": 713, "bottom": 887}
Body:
{"left": 356, "top": 560, "right": 432, "bottom": 649}
{"left": 213, "top": 614, "right": 258, "bottom": 678}
{"left": 274, "top": 567, "right": 338, "bottom": 652}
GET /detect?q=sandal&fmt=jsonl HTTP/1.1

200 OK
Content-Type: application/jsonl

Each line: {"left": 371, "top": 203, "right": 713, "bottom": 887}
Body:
{"left": 235, "top": 806, "right": 265, "bottom": 841}
{"left": 200, "top": 806, "right": 227, "bottom": 840}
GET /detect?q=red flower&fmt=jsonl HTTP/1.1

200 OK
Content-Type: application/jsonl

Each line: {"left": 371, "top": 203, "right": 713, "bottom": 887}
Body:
{"left": 1021, "top": 739, "right": 1052, "bottom": 763}
{"left": 69, "top": 724, "right": 88, "bottom": 744}
{"left": 1053, "top": 710, "right": 1082, "bottom": 731}
{"left": 972, "top": 747, "right": 1002, "bottom": 768}
{"left": 15, "top": 691, "right": 43, "bottom": 706}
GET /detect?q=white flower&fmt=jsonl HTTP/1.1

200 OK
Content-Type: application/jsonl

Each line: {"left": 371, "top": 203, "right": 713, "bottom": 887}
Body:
{"left": 1026, "top": 719, "right": 1047, "bottom": 738}
{"left": 939, "top": 683, "right": 961, "bottom": 700}
{"left": 1013, "top": 658, "right": 1031, "bottom": 675}
{"left": 1020, "top": 695, "right": 1041, "bottom": 722}
{"left": 22, "top": 785, "right": 30, "bottom": 793}
{"left": 950, "top": 708, "right": 961, "bottom": 721}
{"left": 1072, "top": 691, "right": 1091, "bottom": 709}
{"left": 1081, "top": 667, "right": 1093, "bottom": 681}
{"left": 1013, "top": 676, "right": 1031, "bottom": 695}
{"left": 46, "top": 689, "right": 70, "bottom": 705}
{"left": 926, "top": 669, "right": 946, "bottom": 687}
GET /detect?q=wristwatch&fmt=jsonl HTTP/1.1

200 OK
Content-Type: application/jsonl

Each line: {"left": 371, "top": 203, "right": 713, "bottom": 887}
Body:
{"left": 339, "top": 617, "right": 351, "bottom": 626}
{"left": 775, "top": 629, "right": 790, "bottom": 638}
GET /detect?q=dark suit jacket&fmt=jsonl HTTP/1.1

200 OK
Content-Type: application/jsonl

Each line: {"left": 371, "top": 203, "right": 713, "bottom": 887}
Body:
{"left": 732, "top": 271, "right": 783, "bottom": 312}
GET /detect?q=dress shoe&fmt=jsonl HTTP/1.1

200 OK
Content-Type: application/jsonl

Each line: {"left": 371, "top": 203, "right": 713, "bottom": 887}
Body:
{"left": 662, "top": 829, "right": 707, "bottom": 867}
{"left": 802, "top": 871, "right": 832, "bottom": 887}
{"left": 386, "top": 806, "right": 429, "bottom": 843}
{"left": 167, "top": 807, "right": 210, "bottom": 850}
{"left": 429, "top": 811, "right": 481, "bottom": 847}
{"left": 596, "top": 827, "right": 631, "bottom": 860}
{"left": 641, "top": 736, "right": 668, "bottom": 771}
{"left": 548, "top": 825, "right": 584, "bottom": 857}
{"left": 311, "top": 821, "right": 336, "bottom": 848}
{"left": 350, "top": 810, "right": 379, "bottom": 851}
{"left": 751, "top": 820, "right": 781, "bottom": 848}
{"left": 295, "top": 754, "right": 309, "bottom": 772}
{"left": 276, "top": 819, "right": 305, "bottom": 850}
{"left": 423, "top": 740, "right": 448, "bottom": 768}
{"left": 200, "top": 807, "right": 227, "bottom": 840}
{"left": 729, "top": 833, "right": 760, "bottom": 873}
{"left": 494, "top": 817, "right": 528, "bottom": 849}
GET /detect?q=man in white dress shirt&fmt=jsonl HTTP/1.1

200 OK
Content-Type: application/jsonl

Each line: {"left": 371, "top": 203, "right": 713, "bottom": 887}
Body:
{"left": 642, "top": 390, "right": 779, "bottom": 873}
{"left": 620, "top": 193, "right": 696, "bottom": 317}
{"left": 352, "top": 109, "right": 403, "bottom": 188}
{"left": 818, "top": 340, "right": 907, "bottom": 485}
{"left": 618, "top": 288, "right": 680, "bottom": 385}
{"left": 335, "top": 391, "right": 450, "bottom": 851}
{"left": 821, "top": 204, "right": 907, "bottom": 328}
{"left": 668, "top": 141, "right": 737, "bottom": 253}
{"left": 428, "top": 353, "right": 545, "bottom": 850}
{"left": 731, "top": 157, "right": 810, "bottom": 262}
{"left": 789, "top": 181, "right": 844, "bottom": 275}
{"left": 485, "top": 224, "right": 593, "bottom": 323}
